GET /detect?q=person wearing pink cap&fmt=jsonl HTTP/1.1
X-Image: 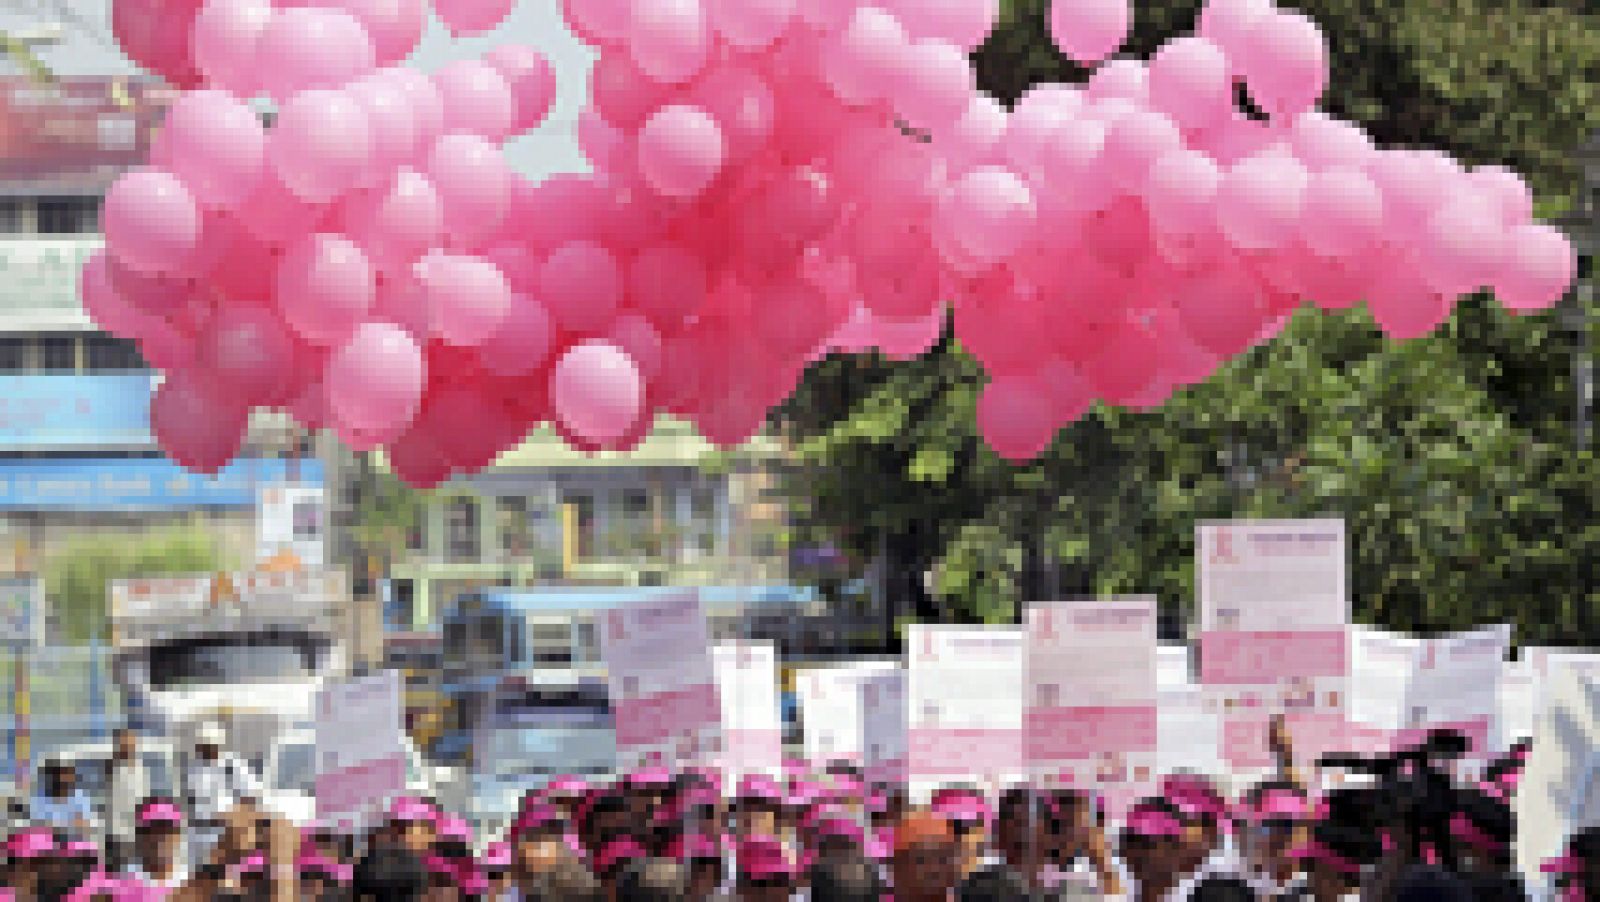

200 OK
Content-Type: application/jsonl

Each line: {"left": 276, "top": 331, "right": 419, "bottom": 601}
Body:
{"left": 735, "top": 836, "right": 794, "bottom": 902}
{"left": 592, "top": 835, "right": 649, "bottom": 898}
{"left": 734, "top": 777, "right": 784, "bottom": 844}
{"left": 665, "top": 833, "right": 725, "bottom": 901}
{"left": 1119, "top": 798, "right": 1190, "bottom": 902}
{"left": 1234, "top": 781, "right": 1311, "bottom": 898}
{"left": 932, "top": 787, "right": 993, "bottom": 881}
{"left": 508, "top": 800, "right": 578, "bottom": 899}
{"left": 386, "top": 796, "right": 439, "bottom": 857}
{"left": 3, "top": 826, "right": 58, "bottom": 899}
{"left": 422, "top": 849, "right": 465, "bottom": 901}
{"left": 124, "top": 797, "right": 189, "bottom": 892}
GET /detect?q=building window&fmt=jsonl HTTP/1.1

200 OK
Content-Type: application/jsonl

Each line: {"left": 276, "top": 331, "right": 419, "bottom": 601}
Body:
{"left": 573, "top": 621, "right": 599, "bottom": 664}
{"left": 0, "top": 200, "right": 27, "bottom": 234}
{"left": 497, "top": 496, "right": 530, "bottom": 557}
{"left": 686, "top": 484, "right": 719, "bottom": 558}
{"left": 526, "top": 622, "right": 573, "bottom": 665}
{"left": 563, "top": 492, "right": 596, "bottom": 561}
{"left": 83, "top": 335, "right": 145, "bottom": 372}
{"left": 37, "top": 335, "right": 77, "bottom": 372}
{"left": 35, "top": 197, "right": 99, "bottom": 234}
{"left": 445, "top": 497, "right": 480, "bottom": 562}
{"left": 0, "top": 338, "right": 28, "bottom": 372}
{"left": 609, "top": 489, "right": 652, "bottom": 559}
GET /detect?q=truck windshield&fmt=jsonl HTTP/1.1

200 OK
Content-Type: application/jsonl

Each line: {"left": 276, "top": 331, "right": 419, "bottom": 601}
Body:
{"left": 147, "top": 631, "right": 321, "bottom": 689}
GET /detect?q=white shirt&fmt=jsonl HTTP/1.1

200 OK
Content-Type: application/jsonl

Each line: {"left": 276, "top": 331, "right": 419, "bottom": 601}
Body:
{"left": 126, "top": 861, "right": 190, "bottom": 890}
{"left": 108, "top": 759, "right": 150, "bottom": 840}
{"left": 184, "top": 754, "right": 261, "bottom": 823}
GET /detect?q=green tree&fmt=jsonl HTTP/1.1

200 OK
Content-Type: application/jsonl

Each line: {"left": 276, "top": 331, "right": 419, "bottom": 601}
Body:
{"left": 778, "top": 0, "right": 1600, "bottom": 646}
{"left": 45, "top": 523, "right": 234, "bottom": 644}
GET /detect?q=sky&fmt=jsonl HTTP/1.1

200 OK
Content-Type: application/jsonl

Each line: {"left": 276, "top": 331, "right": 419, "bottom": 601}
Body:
{"left": 0, "top": 0, "right": 595, "bottom": 179}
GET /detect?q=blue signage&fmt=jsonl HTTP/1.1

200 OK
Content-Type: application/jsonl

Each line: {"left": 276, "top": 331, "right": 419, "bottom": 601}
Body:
{"left": 0, "top": 374, "right": 154, "bottom": 447}
{"left": 0, "top": 457, "right": 324, "bottom": 510}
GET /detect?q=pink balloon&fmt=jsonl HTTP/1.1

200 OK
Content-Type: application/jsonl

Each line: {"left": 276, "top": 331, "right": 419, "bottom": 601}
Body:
{"left": 275, "top": 233, "right": 375, "bottom": 345}
{"left": 150, "top": 373, "right": 248, "bottom": 474}
{"left": 432, "top": 59, "right": 515, "bottom": 143}
{"left": 751, "top": 278, "right": 840, "bottom": 357}
{"left": 415, "top": 252, "right": 511, "bottom": 347}
{"left": 347, "top": 75, "right": 421, "bottom": 173}
{"left": 945, "top": 94, "right": 1009, "bottom": 173}
{"left": 268, "top": 89, "right": 372, "bottom": 204}
{"left": 1239, "top": 10, "right": 1326, "bottom": 120}
{"left": 254, "top": 6, "right": 375, "bottom": 101}
{"left": 1367, "top": 257, "right": 1451, "bottom": 340}
{"left": 940, "top": 167, "right": 1035, "bottom": 264}
{"left": 591, "top": 51, "right": 672, "bottom": 130}
{"left": 1418, "top": 197, "right": 1506, "bottom": 297}
{"left": 706, "top": 0, "right": 794, "bottom": 49}
{"left": 161, "top": 89, "right": 266, "bottom": 210}
{"left": 1173, "top": 256, "right": 1267, "bottom": 357}
{"left": 1216, "top": 152, "right": 1309, "bottom": 251}
{"left": 486, "top": 45, "right": 557, "bottom": 133}
{"left": 687, "top": 64, "right": 776, "bottom": 164}
{"left": 630, "top": 0, "right": 711, "bottom": 84}
{"left": 373, "top": 266, "right": 433, "bottom": 340}
{"left": 103, "top": 168, "right": 202, "bottom": 275}
{"left": 1288, "top": 111, "right": 1374, "bottom": 172}
{"left": 478, "top": 294, "right": 555, "bottom": 376}
{"left": 1081, "top": 315, "right": 1159, "bottom": 402}
{"left": 1050, "top": 0, "right": 1129, "bottom": 65}
{"left": 340, "top": 168, "right": 444, "bottom": 275}
{"left": 191, "top": 0, "right": 273, "bottom": 95}
{"left": 383, "top": 67, "right": 445, "bottom": 150}
{"left": 607, "top": 313, "right": 665, "bottom": 380}
{"left": 629, "top": 244, "right": 708, "bottom": 328}
{"left": 890, "top": 39, "right": 975, "bottom": 132}
{"left": 196, "top": 302, "right": 295, "bottom": 405}
{"left": 1144, "top": 148, "right": 1221, "bottom": 236}
{"left": 326, "top": 320, "right": 426, "bottom": 433}
{"left": 1298, "top": 169, "right": 1383, "bottom": 257}
{"left": 824, "top": 7, "right": 908, "bottom": 104}
{"left": 1084, "top": 58, "right": 1147, "bottom": 105}
{"left": 80, "top": 253, "right": 152, "bottom": 340}
{"left": 540, "top": 241, "right": 623, "bottom": 333}
{"left": 313, "top": 0, "right": 426, "bottom": 65}
{"left": 1101, "top": 108, "right": 1182, "bottom": 191}
{"left": 426, "top": 133, "right": 512, "bottom": 249}
{"left": 1197, "top": 0, "right": 1269, "bottom": 73}
{"left": 1493, "top": 223, "right": 1575, "bottom": 314}
{"left": 1466, "top": 165, "right": 1534, "bottom": 228}
{"left": 237, "top": 168, "right": 326, "bottom": 246}
{"left": 636, "top": 105, "right": 725, "bottom": 199}
{"left": 1146, "top": 36, "right": 1230, "bottom": 132}
{"left": 562, "top": 0, "right": 631, "bottom": 45}
{"left": 432, "top": 0, "right": 514, "bottom": 35}
{"left": 976, "top": 375, "right": 1056, "bottom": 462}
{"left": 887, "top": 0, "right": 997, "bottom": 50}
{"left": 551, "top": 340, "right": 645, "bottom": 444}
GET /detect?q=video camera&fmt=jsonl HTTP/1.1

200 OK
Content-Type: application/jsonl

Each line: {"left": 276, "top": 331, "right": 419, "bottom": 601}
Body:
{"left": 1316, "top": 729, "right": 1471, "bottom": 870}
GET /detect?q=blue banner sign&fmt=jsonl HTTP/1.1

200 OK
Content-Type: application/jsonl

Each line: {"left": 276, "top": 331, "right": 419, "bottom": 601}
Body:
{"left": 0, "top": 457, "right": 324, "bottom": 510}
{"left": 0, "top": 374, "right": 153, "bottom": 447}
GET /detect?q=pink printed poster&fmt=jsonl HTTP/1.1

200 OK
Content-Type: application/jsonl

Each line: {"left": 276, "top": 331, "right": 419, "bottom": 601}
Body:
{"left": 1349, "top": 625, "right": 1510, "bottom": 764}
{"left": 860, "top": 670, "right": 907, "bottom": 787}
{"left": 797, "top": 660, "right": 899, "bottom": 766}
{"left": 1026, "top": 600, "right": 1158, "bottom": 822}
{"left": 713, "top": 641, "right": 783, "bottom": 783}
{"left": 1196, "top": 519, "right": 1350, "bottom": 769}
{"left": 906, "top": 625, "right": 1024, "bottom": 800}
{"left": 598, "top": 592, "right": 722, "bottom": 770}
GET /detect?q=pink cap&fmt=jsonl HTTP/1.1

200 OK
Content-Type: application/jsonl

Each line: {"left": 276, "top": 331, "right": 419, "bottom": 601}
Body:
{"left": 628, "top": 767, "right": 673, "bottom": 788}
{"left": 7, "top": 827, "right": 57, "bottom": 860}
{"left": 783, "top": 760, "right": 809, "bottom": 779}
{"left": 510, "top": 803, "right": 564, "bottom": 841}
{"left": 297, "top": 851, "right": 352, "bottom": 883}
{"left": 235, "top": 852, "right": 267, "bottom": 876}
{"left": 482, "top": 842, "right": 513, "bottom": 870}
{"left": 548, "top": 776, "right": 589, "bottom": 797}
{"left": 932, "top": 793, "right": 992, "bottom": 827}
{"left": 136, "top": 800, "right": 185, "bottom": 829}
{"left": 424, "top": 853, "right": 457, "bottom": 879}
{"left": 435, "top": 815, "right": 472, "bottom": 845}
{"left": 738, "top": 836, "right": 794, "bottom": 881}
{"left": 813, "top": 816, "right": 866, "bottom": 847}
{"left": 1161, "top": 774, "right": 1228, "bottom": 821}
{"left": 1242, "top": 788, "right": 1309, "bottom": 822}
{"left": 738, "top": 774, "right": 785, "bottom": 805}
{"left": 62, "top": 840, "right": 98, "bottom": 858}
{"left": 1542, "top": 853, "right": 1582, "bottom": 875}
{"left": 786, "top": 780, "right": 823, "bottom": 809}
{"left": 1123, "top": 807, "right": 1184, "bottom": 839}
{"left": 592, "top": 837, "right": 648, "bottom": 875}
{"left": 665, "top": 833, "right": 722, "bottom": 862}
{"left": 388, "top": 795, "right": 435, "bottom": 824}
{"left": 865, "top": 828, "right": 893, "bottom": 861}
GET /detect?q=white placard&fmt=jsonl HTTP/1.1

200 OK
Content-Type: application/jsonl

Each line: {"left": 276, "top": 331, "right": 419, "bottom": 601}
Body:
{"left": 1514, "top": 665, "right": 1600, "bottom": 888}
{"left": 1349, "top": 625, "right": 1510, "bottom": 760}
{"left": 906, "top": 625, "right": 1024, "bottom": 799}
{"left": 314, "top": 671, "right": 406, "bottom": 829}
{"left": 1157, "top": 684, "right": 1224, "bottom": 781}
{"left": 1498, "top": 660, "right": 1536, "bottom": 751}
{"left": 713, "top": 641, "right": 782, "bottom": 782}
{"left": 797, "top": 660, "right": 898, "bottom": 766}
{"left": 860, "top": 669, "right": 907, "bottom": 787}
{"left": 1157, "top": 644, "right": 1192, "bottom": 688}
{"left": 598, "top": 592, "right": 722, "bottom": 770}
{"left": 257, "top": 482, "right": 326, "bottom": 568}
{"left": 1025, "top": 600, "right": 1158, "bottom": 821}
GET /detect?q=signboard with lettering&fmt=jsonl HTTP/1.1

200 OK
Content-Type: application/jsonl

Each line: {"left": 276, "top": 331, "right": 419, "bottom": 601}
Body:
{"left": 0, "top": 77, "right": 172, "bottom": 180}
{"left": 598, "top": 592, "right": 721, "bottom": 770}
{"left": 906, "top": 624, "right": 1025, "bottom": 800}
{"left": 257, "top": 482, "right": 326, "bottom": 568}
{"left": 315, "top": 671, "right": 406, "bottom": 830}
{"left": 0, "top": 238, "right": 102, "bottom": 328}
{"left": 0, "top": 375, "right": 153, "bottom": 447}
{"left": 0, "top": 457, "right": 323, "bottom": 510}
{"left": 0, "top": 576, "right": 42, "bottom": 647}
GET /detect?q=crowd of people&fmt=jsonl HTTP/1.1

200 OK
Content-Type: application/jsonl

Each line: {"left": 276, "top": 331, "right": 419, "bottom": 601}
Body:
{"left": 0, "top": 718, "right": 1592, "bottom": 901}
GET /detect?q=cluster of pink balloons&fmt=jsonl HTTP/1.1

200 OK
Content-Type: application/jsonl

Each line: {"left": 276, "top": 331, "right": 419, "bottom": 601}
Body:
{"left": 92, "top": 0, "right": 1578, "bottom": 481}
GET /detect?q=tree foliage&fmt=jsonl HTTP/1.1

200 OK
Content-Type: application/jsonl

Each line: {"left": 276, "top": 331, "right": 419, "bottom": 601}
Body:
{"left": 778, "top": 0, "right": 1600, "bottom": 646}
{"left": 45, "top": 523, "right": 234, "bottom": 644}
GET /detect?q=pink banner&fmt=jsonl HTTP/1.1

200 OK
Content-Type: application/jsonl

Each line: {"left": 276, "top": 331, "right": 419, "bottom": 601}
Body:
{"left": 1024, "top": 707, "right": 1157, "bottom": 761}
{"left": 315, "top": 754, "right": 407, "bottom": 823}
{"left": 1219, "top": 712, "right": 1389, "bottom": 770}
{"left": 908, "top": 728, "right": 1024, "bottom": 773}
{"left": 612, "top": 683, "right": 722, "bottom": 747}
{"left": 1199, "top": 630, "right": 1347, "bottom": 684}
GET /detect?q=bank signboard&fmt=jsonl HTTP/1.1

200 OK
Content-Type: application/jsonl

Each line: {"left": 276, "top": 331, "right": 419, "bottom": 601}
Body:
{"left": 0, "top": 374, "right": 153, "bottom": 447}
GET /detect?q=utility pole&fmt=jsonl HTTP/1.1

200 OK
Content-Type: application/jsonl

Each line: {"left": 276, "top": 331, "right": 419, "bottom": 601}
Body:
{"left": 1556, "top": 130, "right": 1598, "bottom": 452}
